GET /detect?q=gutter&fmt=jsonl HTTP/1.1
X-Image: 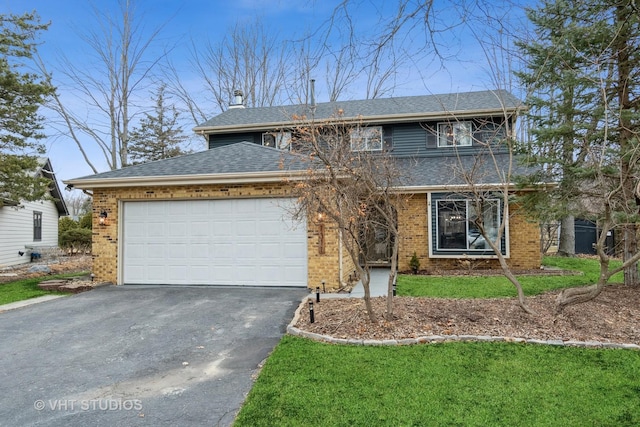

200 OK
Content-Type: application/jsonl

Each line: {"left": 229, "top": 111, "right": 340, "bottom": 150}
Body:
{"left": 391, "top": 182, "right": 554, "bottom": 193}
{"left": 193, "top": 107, "right": 521, "bottom": 134}
{"left": 63, "top": 170, "right": 310, "bottom": 190}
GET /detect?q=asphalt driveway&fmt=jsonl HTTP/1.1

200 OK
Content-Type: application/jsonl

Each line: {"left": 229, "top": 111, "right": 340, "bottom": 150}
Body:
{"left": 0, "top": 285, "right": 307, "bottom": 426}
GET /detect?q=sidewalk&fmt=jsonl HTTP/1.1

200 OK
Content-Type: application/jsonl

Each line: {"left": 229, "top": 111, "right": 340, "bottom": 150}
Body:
{"left": 314, "top": 267, "right": 392, "bottom": 299}
{"left": 0, "top": 295, "right": 66, "bottom": 313}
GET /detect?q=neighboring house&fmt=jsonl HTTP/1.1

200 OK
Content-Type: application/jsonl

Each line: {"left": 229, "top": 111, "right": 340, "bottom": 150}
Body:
{"left": 0, "top": 158, "right": 68, "bottom": 267}
{"left": 64, "top": 89, "right": 541, "bottom": 289}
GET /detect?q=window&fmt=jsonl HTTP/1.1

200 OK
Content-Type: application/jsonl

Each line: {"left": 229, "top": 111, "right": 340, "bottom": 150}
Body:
{"left": 33, "top": 211, "right": 42, "bottom": 241}
{"left": 262, "top": 132, "right": 292, "bottom": 150}
{"left": 437, "top": 122, "right": 472, "bottom": 147}
{"left": 435, "top": 199, "right": 500, "bottom": 251}
{"left": 350, "top": 126, "right": 383, "bottom": 151}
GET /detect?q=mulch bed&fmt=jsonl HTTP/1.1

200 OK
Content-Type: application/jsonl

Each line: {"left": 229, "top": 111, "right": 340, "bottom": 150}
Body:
{"left": 295, "top": 284, "right": 640, "bottom": 345}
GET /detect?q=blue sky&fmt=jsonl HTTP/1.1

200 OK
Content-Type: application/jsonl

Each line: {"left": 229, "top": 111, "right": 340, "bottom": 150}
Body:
{"left": 1, "top": 0, "right": 531, "bottom": 185}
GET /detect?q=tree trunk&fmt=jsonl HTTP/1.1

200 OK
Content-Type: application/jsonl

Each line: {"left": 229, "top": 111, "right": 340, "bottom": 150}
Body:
{"left": 557, "top": 215, "right": 575, "bottom": 257}
{"left": 358, "top": 266, "right": 376, "bottom": 323}
{"left": 623, "top": 223, "right": 639, "bottom": 286}
{"left": 497, "top": 255, "right": 535, "bottom": 315}
{"left": 615, "top": 4, "right": 639, "bottom": 287}
{"left": 556, "top": 250, "right": 610, "bottom": 313}
{"left": 555, "top": 283, "right": 604, "bottom": 314}
{"left": 385, "top": 236, "right": 399, "bottom": 321}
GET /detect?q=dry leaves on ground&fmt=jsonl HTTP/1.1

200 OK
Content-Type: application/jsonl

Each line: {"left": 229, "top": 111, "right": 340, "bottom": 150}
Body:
{"left": 295, "top": 284, "right": 640, "bottom": 345}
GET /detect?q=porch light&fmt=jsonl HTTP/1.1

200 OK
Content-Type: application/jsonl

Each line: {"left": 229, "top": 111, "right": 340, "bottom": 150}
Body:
{"left": 99, "top": 211, "right": 108, "bottom": 226}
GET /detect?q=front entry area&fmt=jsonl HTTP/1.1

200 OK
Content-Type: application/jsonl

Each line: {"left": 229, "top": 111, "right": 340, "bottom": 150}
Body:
{"left": 121, "top": 198, "right": 307, "bottom": 286}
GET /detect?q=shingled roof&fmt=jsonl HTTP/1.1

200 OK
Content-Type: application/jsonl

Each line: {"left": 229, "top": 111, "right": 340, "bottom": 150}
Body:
{"left": 65, "top": 140, "right": 532, "bottom": 190}
{"left": 194, "top": 89, "right": 522, "bottom": 132}
{"left": 65, "top": 142, "right": 310, "bottom": 188}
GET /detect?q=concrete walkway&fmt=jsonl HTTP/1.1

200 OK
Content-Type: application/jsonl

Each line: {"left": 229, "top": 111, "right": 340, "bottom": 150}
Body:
{"left": 316, "top": 267, "right": 392, "bottom": 299}
{"left": 0, "top": 294, "right": 66, "bottom": 313}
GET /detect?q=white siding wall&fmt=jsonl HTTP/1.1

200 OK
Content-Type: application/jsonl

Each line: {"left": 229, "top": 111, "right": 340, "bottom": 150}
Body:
{"left": 0, "top": 197, "right": 60, "bottom": 268}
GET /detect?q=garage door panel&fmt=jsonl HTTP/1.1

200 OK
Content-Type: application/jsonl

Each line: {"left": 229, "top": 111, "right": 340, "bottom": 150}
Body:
{"left": 168, "top": 221, "right": 188, "bottom": 236}
{"left": 147, "top": 243, "right": 167, "bottom": 258}
{"left": 212, "top": 221, "right": 233, "bottom": 236}
{"left": 167, "top": 243, "right": 188, "bottom": 259}
{"left": 123, "top": 199, "right": 307, "bottom": 286}
{"left": 189, "top": 243, "right": 211, "bottom": 259}
{"left": 167, "top": 266, "right": 188, "bottom": 280}
{"left": 146, "top": 265, "right": 167, "bottom": 281}
{"left": 236, "top": 220, "right": 256, "bottom": 236}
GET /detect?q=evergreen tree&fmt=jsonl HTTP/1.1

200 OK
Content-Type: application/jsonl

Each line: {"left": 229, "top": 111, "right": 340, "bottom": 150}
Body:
{"left": 517, "top": 0, "right": 640, "bottom": 295}
{"left": 516, "top": 0, "right": 611, "bottom": 257}
{"left": 127, "top": 84, "right": 189, "bottom": 164}
{"left": 0, "top": 12, "right": 55, "bottom": 206}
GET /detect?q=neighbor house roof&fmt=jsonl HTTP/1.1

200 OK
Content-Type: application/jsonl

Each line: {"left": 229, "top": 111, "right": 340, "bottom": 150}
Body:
{"left": 38, "top": 158, "right": 68, "bottom": 216}
{"left": 0, "top": 157, "right": 68, "bottom": 215}
{"left": 194, "top": 89, "right": 523, "bottom": 134}
{"left": 65, "top": 141, "right": 534, "bottom": 191}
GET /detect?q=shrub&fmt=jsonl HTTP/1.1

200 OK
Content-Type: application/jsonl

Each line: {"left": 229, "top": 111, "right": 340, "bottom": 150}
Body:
{"left": 78, "top": 211, "right": 92, "bottom": 229}
{"left": 409, "top": 252, "right": 420, "bottom": 273}
{"left": 59, "top": 228, "right": 92, "bottom": 253}
{"left": 58, "top": 217, "right": 78, "bottom": 235}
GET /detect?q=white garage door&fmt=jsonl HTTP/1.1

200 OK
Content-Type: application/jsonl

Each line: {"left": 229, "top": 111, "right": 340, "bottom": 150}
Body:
{"left": 122, "top": 199, "right": 307, "bottom": 286}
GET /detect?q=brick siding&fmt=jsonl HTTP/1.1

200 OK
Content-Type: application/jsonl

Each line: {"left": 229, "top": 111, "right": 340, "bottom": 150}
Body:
{"left": 91, "top": 185, "right": 540, "bottom": 287}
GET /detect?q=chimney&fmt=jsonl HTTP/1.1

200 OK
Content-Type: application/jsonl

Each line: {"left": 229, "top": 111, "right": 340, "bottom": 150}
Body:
{"left": 229, "top": 90, "right": 245, "bottom": 109}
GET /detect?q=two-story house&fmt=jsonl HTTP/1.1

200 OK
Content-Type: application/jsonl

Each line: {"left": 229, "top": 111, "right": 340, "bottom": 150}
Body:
{"left": 65, "top": 89, "right": 541, "bottom": 289}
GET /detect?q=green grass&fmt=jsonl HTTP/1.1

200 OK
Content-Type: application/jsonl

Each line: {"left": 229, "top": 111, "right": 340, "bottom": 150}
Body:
{"left": 235, "top": 336, "right": 640, "bottom": 427}
{"left": 0, "top": 273, "right": 88, "bottom": 305}
{"left": 397, "top": 256, "right": 624, "bottom": 298}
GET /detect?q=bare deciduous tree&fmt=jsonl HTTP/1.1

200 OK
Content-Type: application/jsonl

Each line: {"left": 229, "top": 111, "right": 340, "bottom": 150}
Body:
{"left": 165, "top": 17, "right": 293, "bottom": 128}
{"left": 286, "top": 114, "right": 406, "bottom": 322}
{"left": 440, "top": 110, "right": 535, "bottom": 314}
{"left": 41, "top": 0, "right": 169, "bottom": 172}
{"left": 64, "top": 191, "right": 91, "bottom": 218}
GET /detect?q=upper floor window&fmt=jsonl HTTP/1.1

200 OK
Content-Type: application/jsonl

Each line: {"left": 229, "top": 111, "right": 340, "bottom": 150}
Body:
{"left": 350, "top": 126, "right": 382, "bottom": 152}
{"left": 437, "top": 122, "right": 472, "bottom": 147}
{"left": 262, "top": 132, "right": 292, "bottom": 150}
{"left": 33, "top": 211, "right": 42, "bottom": 241}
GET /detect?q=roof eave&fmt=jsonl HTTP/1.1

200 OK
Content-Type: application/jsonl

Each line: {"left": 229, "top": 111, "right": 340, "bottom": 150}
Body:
{"left": 63, "top": 170, "right": 309, "bottom": 190}
{"left": 393, "top": 181, "right": 556, "bottom": 193}
{"left": 193, "top": 107, "right": 522, "bottom": 134}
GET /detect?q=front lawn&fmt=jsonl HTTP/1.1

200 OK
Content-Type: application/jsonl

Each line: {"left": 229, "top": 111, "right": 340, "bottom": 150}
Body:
{"left": 398, "top": 256, "right": 624, "bottom": 298}
{"left": 0, "top": 273, "right": 87, "bottom": 305}
{"left": 235, "top": 336, "right": 640, "bottom": 427}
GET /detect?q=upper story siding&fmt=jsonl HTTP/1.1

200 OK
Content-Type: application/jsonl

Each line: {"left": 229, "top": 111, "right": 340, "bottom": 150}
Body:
{"left": 207, "top": 116, "right": 511, "bottom": 157}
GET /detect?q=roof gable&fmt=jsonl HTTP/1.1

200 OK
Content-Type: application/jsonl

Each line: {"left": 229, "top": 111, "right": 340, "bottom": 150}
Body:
{"left": 38, "top": 158, "right": 68, "bottom": 216}
{"left": 0, "top": 157, "right": 68, "bottom": 215}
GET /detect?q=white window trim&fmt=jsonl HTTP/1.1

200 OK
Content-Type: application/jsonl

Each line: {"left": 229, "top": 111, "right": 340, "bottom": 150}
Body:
{"left": 437, "top": 121, "right": 473, "bottom": 147}
{"left": 350, "top": 126, "right": 383, "bottom": 152}
{"left": 262, "top": 131, "right": 292, "bottom": 150}
{"left": 427, "top": 193, "right": 510, "bottom": 259}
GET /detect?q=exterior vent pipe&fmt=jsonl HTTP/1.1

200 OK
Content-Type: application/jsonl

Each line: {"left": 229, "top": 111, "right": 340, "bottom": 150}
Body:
{"left": 229, "top": 90, "right": 245, "bottom": 109}
{"left": 310, "top": 79, "right": 316, "bottom": 116}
